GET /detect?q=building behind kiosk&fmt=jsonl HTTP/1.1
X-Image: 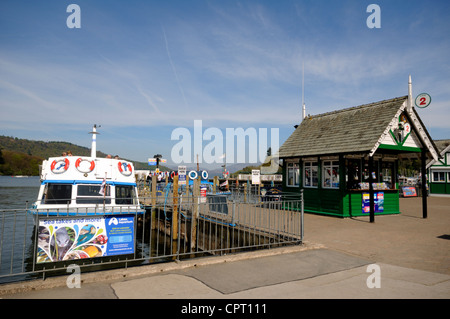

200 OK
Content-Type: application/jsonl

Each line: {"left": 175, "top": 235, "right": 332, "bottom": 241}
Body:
{"left": 427, "top": 139, "right": 450, "bottom": 195}
{"left": 278, "top": 77, "right": 440, "bottom": 219}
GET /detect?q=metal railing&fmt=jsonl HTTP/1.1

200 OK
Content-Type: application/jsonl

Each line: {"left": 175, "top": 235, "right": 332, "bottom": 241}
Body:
{"left": 0, "top": 190, "right": 303, "bottom": 284}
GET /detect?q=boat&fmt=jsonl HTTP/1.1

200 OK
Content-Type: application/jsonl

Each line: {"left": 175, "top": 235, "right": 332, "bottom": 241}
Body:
{"left": 30, "top": 125, "right": 145, "bottom": 216}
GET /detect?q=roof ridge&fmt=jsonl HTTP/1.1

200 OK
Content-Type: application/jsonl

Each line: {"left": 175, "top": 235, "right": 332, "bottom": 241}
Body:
{"left": 308, "top": 96, "right": 408, "bottom": 119}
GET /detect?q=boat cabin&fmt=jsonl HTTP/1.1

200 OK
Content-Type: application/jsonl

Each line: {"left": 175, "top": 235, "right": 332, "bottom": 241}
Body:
{"left": 32, "top": 126, "right": 143, "bottom": 215}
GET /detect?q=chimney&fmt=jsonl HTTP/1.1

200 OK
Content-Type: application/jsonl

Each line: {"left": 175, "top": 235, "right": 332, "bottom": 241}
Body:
{"left": 407, "top": 75, "right": 413, "bottom": 113}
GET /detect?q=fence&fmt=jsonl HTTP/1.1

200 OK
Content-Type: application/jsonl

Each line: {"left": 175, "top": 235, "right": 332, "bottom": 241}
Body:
{"left": 0, "top": 188, "right": 303, "bottom": 284}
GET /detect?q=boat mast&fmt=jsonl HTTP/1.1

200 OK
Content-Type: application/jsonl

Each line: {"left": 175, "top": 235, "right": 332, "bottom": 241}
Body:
{"left": 89, "top": 124, "right": 100, "bottom": 158}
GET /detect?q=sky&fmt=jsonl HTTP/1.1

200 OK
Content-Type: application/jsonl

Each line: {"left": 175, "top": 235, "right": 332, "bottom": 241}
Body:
{"left": 1, "top": 0, "right": 449, "bottom": 170}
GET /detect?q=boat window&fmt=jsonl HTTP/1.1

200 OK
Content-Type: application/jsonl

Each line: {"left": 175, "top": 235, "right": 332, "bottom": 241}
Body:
{"left": 115, "top": 185, "right": 136, "bottom": 205}
{"left": 76, "top": 184, "right": 111, "bottom": 204}
{"left": 42, "top": 183, "right": 72, "bottom": 205}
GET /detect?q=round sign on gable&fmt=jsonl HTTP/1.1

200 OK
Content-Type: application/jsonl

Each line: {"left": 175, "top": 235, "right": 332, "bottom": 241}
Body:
{"left": 415, "top": 93, "right": 431, "bottom": 108}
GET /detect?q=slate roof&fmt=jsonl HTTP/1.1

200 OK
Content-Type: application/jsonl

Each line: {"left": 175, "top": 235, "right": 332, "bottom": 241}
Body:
{"left": 278, "top": 96, "right": 409, "bottom": 158}
{"left": 434, "top": 139, "right": 450, "bottom": 153}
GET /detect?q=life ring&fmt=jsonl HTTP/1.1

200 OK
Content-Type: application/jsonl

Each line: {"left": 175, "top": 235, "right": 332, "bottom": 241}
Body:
{"left": 51, "top": 158, "right": 70, "bottom": 174}
{"left": 201, "top": 170, "right": 208, "bottom": 180}
{"left": 75, "top": 158, "right": 95, "bottom": 173}
{"left": 170, "top": 171, "right": 177, "bottom": 179}
{"left": 118, "top": 161, "right": 133, "bottom": 176}
{"left": 188, "top": 170, "right": 198, "bottom": 180}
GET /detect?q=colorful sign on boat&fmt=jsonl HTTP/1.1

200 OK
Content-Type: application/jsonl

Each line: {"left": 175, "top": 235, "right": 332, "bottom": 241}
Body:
{"left": 36, "top": 215, "right": 135, "bottom": 263}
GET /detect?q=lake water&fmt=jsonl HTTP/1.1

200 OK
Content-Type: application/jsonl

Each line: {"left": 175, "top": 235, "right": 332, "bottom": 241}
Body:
{"left": 0, "top": 176, "right": 41, "bottom": 209}
{"left": 0, "top": 176, "right": 41, "bottom": 283}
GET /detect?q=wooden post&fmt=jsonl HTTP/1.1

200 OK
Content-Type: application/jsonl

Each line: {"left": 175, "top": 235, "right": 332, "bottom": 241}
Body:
{"left": 172, "top": 175, "right": 179, "bottom": 240}
{"left": 151, "top": 175, "right": 157, "bottom": 229}
{"left": 191, "top": 177, "right": 200, "bottom": 250}
{"left": 213, "top": 176, "right": 218, "bottom": 194}
{"left": 244, "top": 182, "right": 248, "bottom": 203}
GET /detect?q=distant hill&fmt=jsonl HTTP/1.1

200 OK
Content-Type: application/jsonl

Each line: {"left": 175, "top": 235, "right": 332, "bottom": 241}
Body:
{"left": 0, "top": 135, "right": 164, "bottom": 175}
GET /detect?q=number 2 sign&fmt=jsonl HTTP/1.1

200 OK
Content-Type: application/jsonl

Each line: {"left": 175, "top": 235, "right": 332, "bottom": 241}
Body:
{"left": 415, "top": 93, "right": 431, "bottom": 108}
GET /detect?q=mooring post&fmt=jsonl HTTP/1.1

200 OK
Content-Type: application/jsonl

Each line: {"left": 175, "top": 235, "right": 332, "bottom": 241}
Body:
{"left": 151, "top": 174, "right": 157, "bottom": 229}
{"left": 213, "top": 176, "right": 218, "bottom": 194}
{"left": 244, "top": 183, "right": 247, "bottom": 203}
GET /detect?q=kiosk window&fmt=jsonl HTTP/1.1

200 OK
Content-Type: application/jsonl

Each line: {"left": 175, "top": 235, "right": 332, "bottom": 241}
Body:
{"left": 433, "top": 171, "right": 445, "bottom": 182}
{"left": 322, "top": 161, "right": 339, "bottom": 188}
{"left": 287, "top": 162, "right": 300, "bottom": 187}
{"left": 304, "top": 161, "right": 318, "bottom": 187}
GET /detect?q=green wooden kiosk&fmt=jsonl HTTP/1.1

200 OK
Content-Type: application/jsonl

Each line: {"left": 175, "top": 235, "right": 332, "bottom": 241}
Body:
{"left": 278, "top": 78, "right": 440, "bottom": 220}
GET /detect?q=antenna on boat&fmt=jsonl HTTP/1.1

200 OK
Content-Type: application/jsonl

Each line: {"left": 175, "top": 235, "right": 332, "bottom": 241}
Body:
{"left": 89, "top": 124, "right": 100, "bottom": 158}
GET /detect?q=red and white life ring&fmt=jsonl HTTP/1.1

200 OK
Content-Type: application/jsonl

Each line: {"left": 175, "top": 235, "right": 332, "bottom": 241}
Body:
{"left": 118, "top": 161, "right": 133, "bottom": 176}
{"left": 51, "top": 158, "right": 70, "bottom": 174}
{"left": 75, "top": 158, "right": 95, "bottom": 173}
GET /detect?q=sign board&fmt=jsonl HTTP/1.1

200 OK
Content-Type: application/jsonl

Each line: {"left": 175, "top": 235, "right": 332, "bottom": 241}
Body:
{"left": 178, "top": 165, "right": 187, "bottom": 185}
{"left": 415, "top": 93, "right": 431, "bottom": 108}
{"left": 36, "top": 215, "right": 135, "bottom": 263}
{"left": 402, "top": 186, "right": 417, "bottom": 197}
{"left": 200, "top": 186, "right": 207, "bottom": 203}
{"left": 252, "top": 170, "right": 261, "bottom": 185}
{"left": 362, "top": 192, "right": 384, "bottom": 214}
{"left": 148, "top": 158, "right": 167, "bottom": 165}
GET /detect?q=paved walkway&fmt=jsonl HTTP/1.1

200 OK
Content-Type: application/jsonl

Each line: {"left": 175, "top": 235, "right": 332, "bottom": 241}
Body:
{"left": 1, "top": 196, "right": 449, "bottom": 300}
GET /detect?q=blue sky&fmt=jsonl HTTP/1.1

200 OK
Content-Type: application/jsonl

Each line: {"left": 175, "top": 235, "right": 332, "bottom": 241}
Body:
{"left": 1, "top": 1, "right": 449, "bottom": 169}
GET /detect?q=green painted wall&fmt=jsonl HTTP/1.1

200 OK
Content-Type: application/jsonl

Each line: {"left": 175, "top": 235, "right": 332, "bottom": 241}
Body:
{"left": 282, "top": 160, "right": 401, "bottom": 217}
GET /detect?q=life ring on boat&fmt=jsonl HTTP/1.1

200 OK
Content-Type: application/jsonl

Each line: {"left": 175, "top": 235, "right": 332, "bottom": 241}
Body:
{"left": 201, "top": 170, "right": 208, "bottom": 180}
{"left": 75, "top": 158, "right": 95, "bottom": 173}
{"left": 118, "top": 161, "right": 133, "bottom": 176}
{"left": 50, "top": 158, "right": 70, "bottom": 174}
{"left": 170, "top": 171, "right": 177, "bottom": 179}
{"left": 188, "top": 170, "right": 198, "bottom": 180}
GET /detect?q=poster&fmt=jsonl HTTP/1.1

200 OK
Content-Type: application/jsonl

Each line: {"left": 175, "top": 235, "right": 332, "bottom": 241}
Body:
{"left": 252, "top": 169, "right": 261, "bottom": 185}
{"left": 36, "top": 215, "right": 135, "bottom": 263}
{"left": 178, "top": 165, "right": 187, "bottom": 185}
{"left": 362, "top": 192, "right": 384, "bottom": 214}
{"left": 402, "top": 186, "right": 417, "bottom": 197}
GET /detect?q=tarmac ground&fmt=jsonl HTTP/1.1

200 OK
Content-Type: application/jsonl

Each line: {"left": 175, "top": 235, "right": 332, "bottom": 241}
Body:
{"left": 0, "top": 196, "right": 449, "bottom": 302}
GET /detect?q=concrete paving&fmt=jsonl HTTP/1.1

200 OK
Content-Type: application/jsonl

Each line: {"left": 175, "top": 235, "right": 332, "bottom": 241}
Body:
{"left": 1, "top": 196, "right": 449, "bottom": 300}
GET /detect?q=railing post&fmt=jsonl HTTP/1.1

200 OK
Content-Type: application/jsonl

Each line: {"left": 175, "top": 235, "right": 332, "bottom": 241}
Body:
{"left": 191, "top": 178, "right": 200, "bottom": 250}
{"left": 151, "top": 175, "right": 157, "bottom": 229}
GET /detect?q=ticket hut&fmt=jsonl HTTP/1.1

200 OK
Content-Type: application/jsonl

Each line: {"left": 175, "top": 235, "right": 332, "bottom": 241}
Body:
{"left": 279, "top": 79, "right": 440, "bottom": 220}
